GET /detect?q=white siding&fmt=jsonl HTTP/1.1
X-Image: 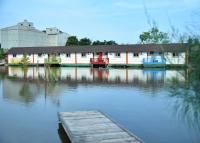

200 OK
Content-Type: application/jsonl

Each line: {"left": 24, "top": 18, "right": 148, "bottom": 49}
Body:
{"left": 34, "top": 54, "right": 48, "bottom": 64}
{"left": 8, "top": 54, "right": 23, "bottom": 64}
{"left": 76, "top": 53, "right": 93, "bottom": 64}
{"left": 108, "top": 52, "right": 126, "bottom": 64}
{"left": 60, "top": 53, "right": 76, "bottom": 64}
{"left": 128, "top": 52, "right": 146, "bottom": 64}
{"left": 164, "top": 52, "right": 185, "bottom": 64}
{"left": 7, "top": 51, "right": 186, "bottom": 65}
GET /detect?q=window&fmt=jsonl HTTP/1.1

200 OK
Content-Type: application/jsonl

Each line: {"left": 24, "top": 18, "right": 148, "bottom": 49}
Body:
{"left": 133, "top": 53, "right": 139, "bottom": 57}
{"left": 159, "top": 52, "right": 163, "bottom": 55}
{"left": 115, "top": 53, "right": 121, "bottom": 57}
{"left": 13, "top": 54, "right": 16, "bottom": 57}
{"left": 66, "top": 53, "right": 71, "bottom": 57}
{"left": 150, "top": 51, "right": 154, "bottom": 55}
{"left": 28, "top": 53, "right": 31, "bottom": 56}
{"left": 81, "top": 53, "right": 86, "bottom": 57}
{"left": 38, "top": 53, "right": 42, "bottom": 57}
{"left": 105, "top": 52, "right": 108, "bottom": 56}
{"left": 173, "top": 53, "right": 179, "bottom": 57}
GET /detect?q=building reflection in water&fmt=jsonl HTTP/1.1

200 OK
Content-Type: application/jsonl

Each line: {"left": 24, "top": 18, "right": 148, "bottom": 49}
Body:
{"left": 0, "top": 67, "right": 186, "bottom": 105}
{"left": 7, "top": 67, "right": 185, "bottom": 84}
{"left": 1, "top": 66, "right": 200, "bottom": 142}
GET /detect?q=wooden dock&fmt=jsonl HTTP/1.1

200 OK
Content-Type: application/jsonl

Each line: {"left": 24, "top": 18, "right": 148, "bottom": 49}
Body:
{"left": 58, "top": 111, "right": 143, "bottom": 143}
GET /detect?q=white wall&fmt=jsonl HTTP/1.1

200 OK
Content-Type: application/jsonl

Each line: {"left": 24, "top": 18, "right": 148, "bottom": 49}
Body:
{"left": 1, "top": 21, "right": 48, "bottom": 49}
{"left": 108, "top": 52, "right": 126, "bottom": 64}
{"left": 34, "top": 54, "right": 48, "bottom": 64}
{"left": 8, "top": 54, "right": 23, "bottom": 64}
{"left": 8, "top": 51, "right": 186, "bottom": 65}
{"left": 46, "top": 27, "right": 69, "bottom": 46}
{"left": 1, "top": 21, "right": 70, "bottom": 49}
{"left": 164, "top": 52, "right": 185, "bottom": 64}
{"left": 76, "top": 53, "right": 93, "bottom": 64}
{"left": 128, "top": 52, "right": 147, "bottom": 64}
{"left": 60, "top": 53, "right": 76, "bottom": 64}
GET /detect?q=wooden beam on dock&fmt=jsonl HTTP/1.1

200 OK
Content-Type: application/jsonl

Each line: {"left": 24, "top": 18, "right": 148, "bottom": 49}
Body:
{"left": 58, "top": 111, "right": 143, "bottom": 143}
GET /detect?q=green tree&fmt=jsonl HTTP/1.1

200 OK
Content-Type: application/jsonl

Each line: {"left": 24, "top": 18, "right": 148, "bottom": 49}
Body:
{"left": 0, "top": 48, "right": 4, "bottom": 60}
{"left": 79, "top": 38, "right": 92, "bottom": 45}
{"left": 92, "top": 40, "right": 102, "bottom": 45}
{"left": 139, "top": 27, "right": 170, "bottom": 44}
{"left": 105, "top": 40, "right": 118, "bottom": 45}
{"left": 92, "top": 40, "right": 118, "bottom": 45}
{"left": 65, "top": 36, "right": 79, "bottom": 46}
{"left": 20, "top": 54, "right": 30, "bottom": 66}
{"left": 187, "top": 37, "right": 200, "bottom": 70}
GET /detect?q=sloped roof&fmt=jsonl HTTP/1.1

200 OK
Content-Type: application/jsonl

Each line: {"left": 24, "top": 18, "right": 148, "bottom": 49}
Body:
{"left": 7, "top": 43, "right": 187, "bottom": 54}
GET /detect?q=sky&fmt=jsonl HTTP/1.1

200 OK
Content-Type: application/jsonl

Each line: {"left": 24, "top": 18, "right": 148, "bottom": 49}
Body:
{"left": 0, "top": 0, "right": 200, "bottom": 44}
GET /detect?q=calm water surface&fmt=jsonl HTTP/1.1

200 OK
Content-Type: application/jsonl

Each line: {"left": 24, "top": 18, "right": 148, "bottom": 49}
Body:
{"left": 0, "top": 67, "right": 200, "bottom": 143}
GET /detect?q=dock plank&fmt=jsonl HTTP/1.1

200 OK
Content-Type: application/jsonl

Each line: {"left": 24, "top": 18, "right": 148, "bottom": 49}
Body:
{"left": 58, "top": 111, "right": 143, "bottom": 143}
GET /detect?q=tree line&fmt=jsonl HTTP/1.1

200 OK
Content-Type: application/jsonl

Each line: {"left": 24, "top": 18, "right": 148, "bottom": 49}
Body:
{"left": 65, "top": 36, "right": 118, "bottom": 46}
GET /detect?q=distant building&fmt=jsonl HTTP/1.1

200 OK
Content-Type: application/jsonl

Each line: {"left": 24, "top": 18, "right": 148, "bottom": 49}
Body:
{"left": 45, "top": 27, "right": 70, "bottom": 46}
{"left": 7, "top": 44, "right": 187, "bottom": 67}
{"left": 0, "top": 20, "right": 70, "bottom": 49}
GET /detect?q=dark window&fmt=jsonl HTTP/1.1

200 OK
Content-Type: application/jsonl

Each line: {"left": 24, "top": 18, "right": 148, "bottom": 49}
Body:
{"left": 133, "top": 53, "right": 139, "bottom": 57}
{"left": 105, "top": 52, "right": 108, "bottom": 56}
{"left": 115, "top": 53, "right": 121, "bottom": 57}
{"left": 58, "top": 53, "right": 60, "bottom": 56}
{"left": 82, "top": 53, "right": 86, "bottom": 57}
{"left": 150, "top": 51, "right": 154, "bottom": 55}
{"left": 173, "top": 53, "right": 179, "bottom": 57}
{"left": 29, "top": 24, "right": 31, "bottom": 26}
{"left": 38, "top": 53, "right": 42, "bottom": 57}
{"left": 20, "top": 24, "right": 23, "bottom": 26}
{"left": 13, "top": 54, "right": 16, "bottom": 57}
{"left": 159, "top": 52, "right": 163, "bottom": 55}
{"left": 66, "top": 53, "right": 71, "bottom": 57}
{"left": 28, "top": 54, "right": 31, "bottom": 56}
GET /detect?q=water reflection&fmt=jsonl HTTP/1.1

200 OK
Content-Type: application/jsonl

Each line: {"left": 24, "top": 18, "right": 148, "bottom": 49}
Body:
{"left": 0, "top": 67, "right": 187, "bottom": 105}
{"left": 6, "top": 67, "right": 185, "bottom": 85}
{"left": 167, "top": 72, "right": 200, "bottom": 131}
{"left": 0, "top": 67, "right": 200, "bottom": 142}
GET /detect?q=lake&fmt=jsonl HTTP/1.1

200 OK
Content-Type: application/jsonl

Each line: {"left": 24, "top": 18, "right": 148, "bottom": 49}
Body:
{"left": 0, "top": 67, "right": 199, "bottom": 143}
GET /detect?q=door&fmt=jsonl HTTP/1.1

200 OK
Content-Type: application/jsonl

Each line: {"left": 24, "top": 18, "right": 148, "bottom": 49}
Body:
{"left": 98, "top": 52, "right": 103, "bottom": 60}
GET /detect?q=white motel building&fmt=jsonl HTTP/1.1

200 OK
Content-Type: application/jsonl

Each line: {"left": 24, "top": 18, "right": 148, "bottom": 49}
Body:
{"left": 0, "top": 20, "right": 70, "bottom": 49}
{"left": 6, "top": 44, "right": 187, "bottom": 67}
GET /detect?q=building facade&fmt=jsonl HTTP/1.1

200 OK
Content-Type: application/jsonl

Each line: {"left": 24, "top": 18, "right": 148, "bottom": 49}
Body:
{"left": 6, "top": 44, "right": 187, "bottom": 67}
{"left": 46, "top": 27, "right": 70, "bottom": 46}
{"left": 0, "top": 20, "right": 70, "bottom": 49}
